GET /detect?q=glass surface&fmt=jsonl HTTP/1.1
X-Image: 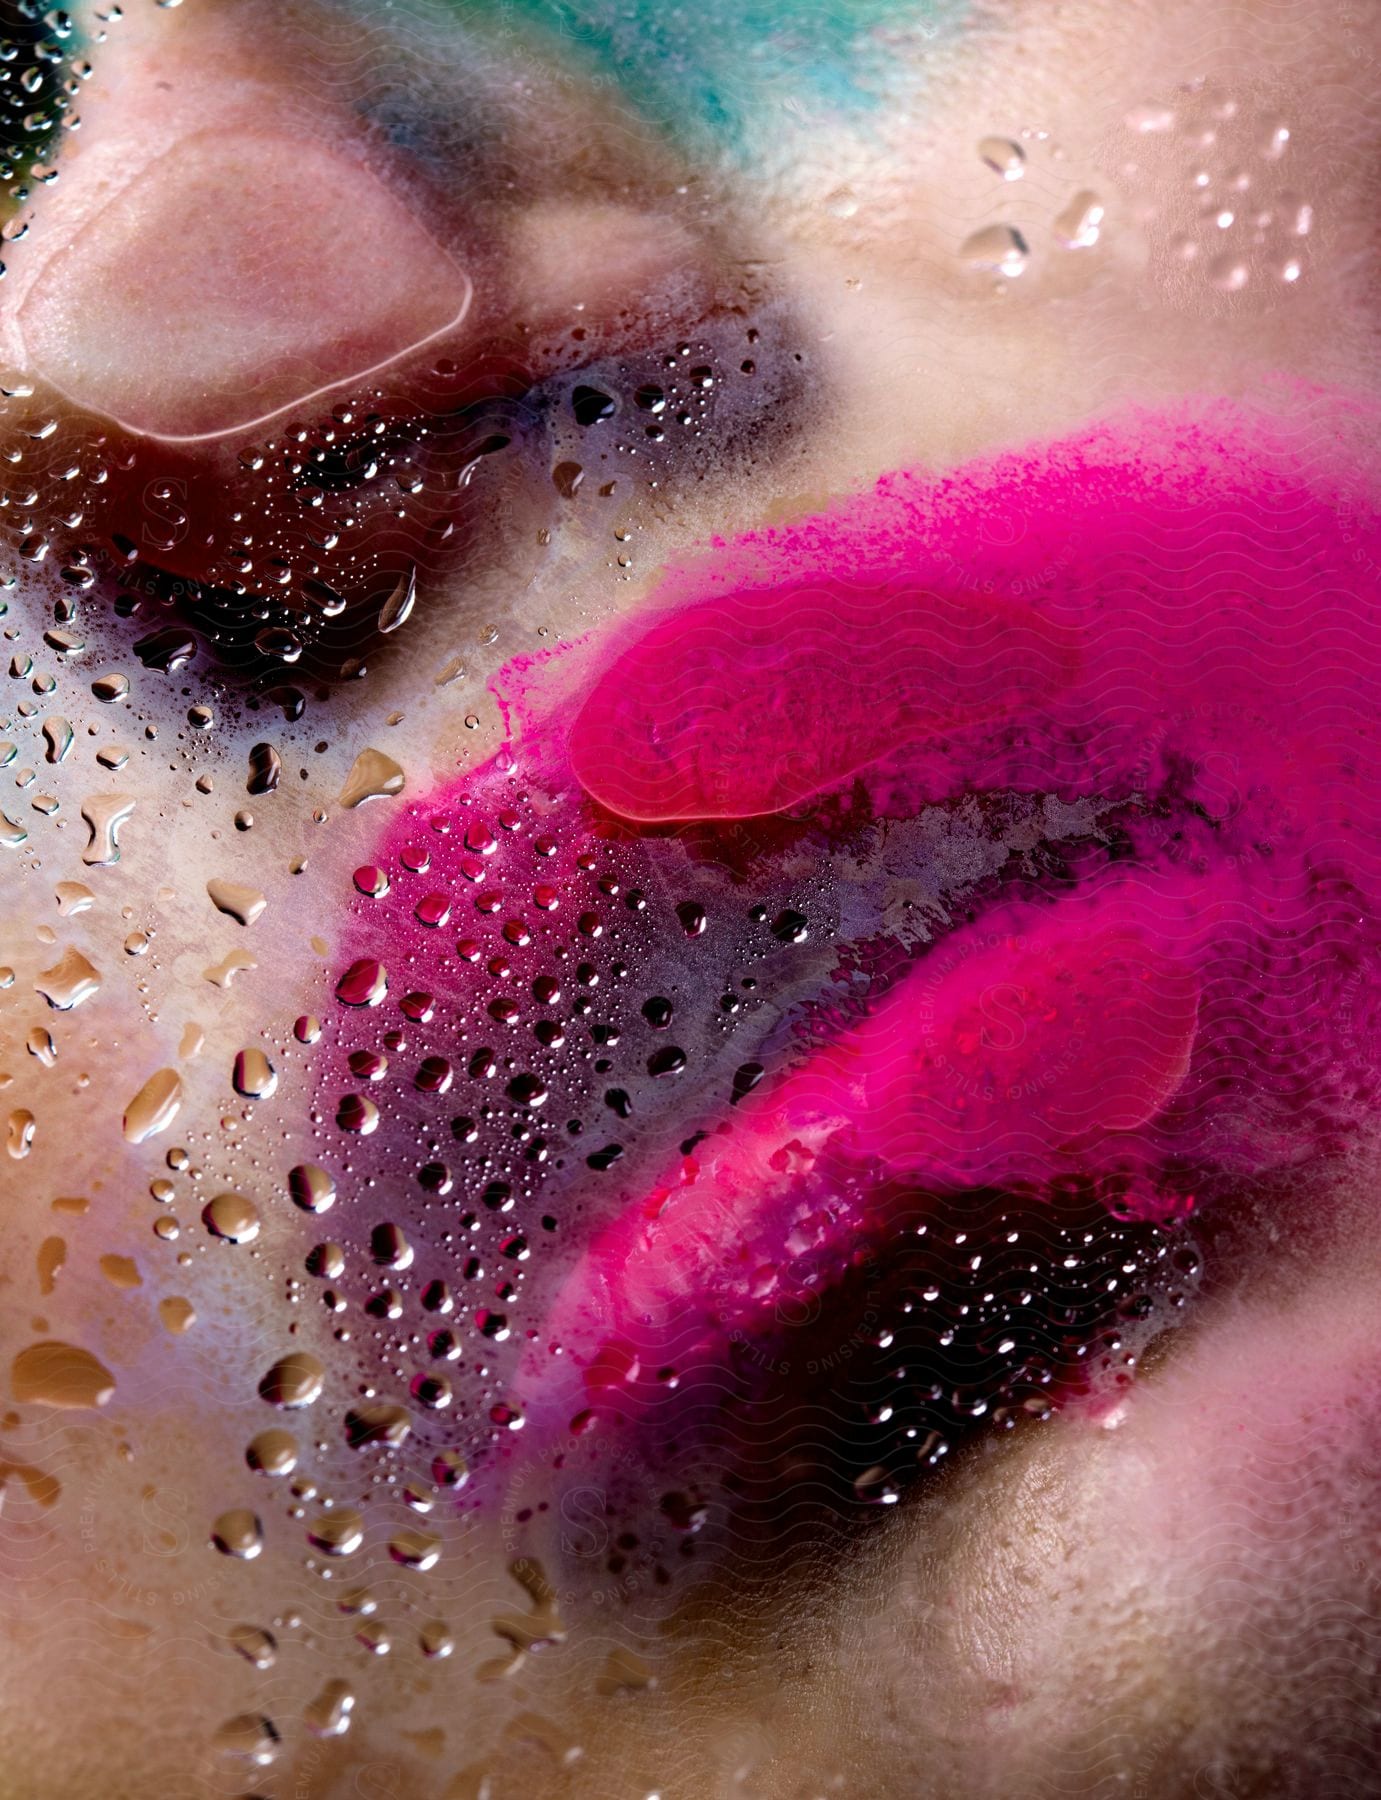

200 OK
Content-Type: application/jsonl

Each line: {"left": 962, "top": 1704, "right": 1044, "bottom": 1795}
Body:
{"left": 0, "top": 2, "right": 1377, "bottom": 1795}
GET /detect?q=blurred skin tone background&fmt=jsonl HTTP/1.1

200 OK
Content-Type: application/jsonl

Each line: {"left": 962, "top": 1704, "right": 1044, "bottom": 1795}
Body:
{"left": 0, "top": 0, "right": 1378, "bottom": 1795}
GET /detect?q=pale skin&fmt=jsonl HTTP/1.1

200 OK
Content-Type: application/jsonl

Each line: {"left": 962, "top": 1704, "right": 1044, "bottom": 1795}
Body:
{"left": 0, "top": 1, "right": 1377, "bottom": 1795}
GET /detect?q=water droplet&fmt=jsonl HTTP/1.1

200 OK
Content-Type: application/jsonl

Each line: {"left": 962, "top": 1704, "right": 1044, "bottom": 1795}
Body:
{"left": 79, "top": 793, "right": 135, "bottom": 866}
{"left": 122, "top": 1067, "right": 182, "bottom": 1143}
{"left": 303, "top": 1677, "right": 356, "bottom": 1737}
{"left": 343, "top": 1402, "right": 411, "bottom": 1448}
{"left": 133, "top": 627, "right": 196, "bottom": 673}
{"left": 211, "top": 1714, "right": 279, "bottom": 1766}
{"left": 415, "top": 891, "right": 451, "bottom": 928}
{"left": 731, "top": 1061, "right": 766, "bottom": 1104}
{"left": 506, "top": 1071, "right": 547, "bottom": 1107}
{"left": 771, "top": 908, "right": 809, "bottom": 944}
{"left": 571, "top": 384, "right": 616, "bottom": 426}
{"left": 410, "top": 1372, "right": 452, "bottom": 1410}
{"left": 415, "top": 1055, "right": 453, "bottom": 1095}
{"left": 207, "top": 878, "right": 267, "bottom": 927}
{"left": 203, "top": 1192, "right": 261, "bottom": 1243}
{"left": 35, "top": 947, "right": 101, "bottom": 1010}
{"left": 960, "top": 225, "right": 1029, "bottom": 277}
{"left": 289, "top": 1164, "right": 336, "bottom": 1214}
{"left": 377, "top": 566, "right": 417, "bottom": 635}
{"left": 336, "top": 1094, "right": 379, "bottom": 1134}
{"left": 246, "top": 1428, "right": 298, "bottom": 1476}
{"left": 40, "top": 715, "right": 72, "bottom": 763}
{"left": 54, "top": 881, "right": 94, "bottom": 916}
{"left": 336, "top": 958, "right": 387, "bottom": 1007}
{"left": 12, "top": 1340, "right": 115, "bottom": 1408}
{"left": 1125, "top": 102, "right": 1176, "bottom": 133}
{"left": 307, "top": 1508, "right": 364, "bottom": 1556}
{"left": 419, "top": 1619, "right": 453, "bottom": 1659}
{"left": 258, "top": 1351, "right": 325, "bottom": 1409}
{"left": 211, "top": 1509, "right": 264, "bottom": 1559}
{"left": 432, "top": 1449, "right": 469, "bottom": 1489}
{"left": 1208, "top": 252, "right": 1249, "bottom": 291}
{"left": 353, "top": 864, "right": 390, "bottom": 898}
{"left": 676, "top": 899, "right": 707, "bottom": 937}
{"left": 254, "top": 626, "right": 302, "bottom": 663}
{"left": 306, "top": 1240, "right": 346, "bottom": 1279}
{"left": 202, "top": 950, "right": 257, "bottom": 992}
{"left": 246, "top": 742, "right": 281, "bottom": 794}
{"left": 369, "top": 1222, "right": 413, "bottom": 1269}
{"left": 159, "top": 1296, "right": 196, "bottom": 1333}
{"left": 1054, "top": 189, "right": 1104, "bottom": 249}
{"left": 228, "top": 1623, "right": 277, "bottom": 1669}
{"left": 232, "top": 1047, "right": 277, "bottom": 1100}
{"left": 91, "top": 673, "right": 129, "bottom": 704}
{"left": 853, "top": 1465, "right": 900, "bottom": 1504}
{"left": 339, "top": 747, "right": 405, "bottom": 810}
{"left": 977, "top": 136, "right": 1025, "bottom": 180}
{"left": 389, "top": 1528, "right": 440, "bottom": 1571}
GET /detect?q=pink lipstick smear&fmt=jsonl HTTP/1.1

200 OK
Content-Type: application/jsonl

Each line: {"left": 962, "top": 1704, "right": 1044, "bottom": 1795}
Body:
{"left": 568, "top": 584, "right": 1084, "bottom": 820}
{"left": 316, "top": 393, "right": 1381, "bottom": 1476}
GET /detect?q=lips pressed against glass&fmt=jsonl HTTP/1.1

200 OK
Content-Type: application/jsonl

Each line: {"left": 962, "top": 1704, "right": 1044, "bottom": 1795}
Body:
{"left": 0, "top": 2, "right": 1377, "bottom": 1794}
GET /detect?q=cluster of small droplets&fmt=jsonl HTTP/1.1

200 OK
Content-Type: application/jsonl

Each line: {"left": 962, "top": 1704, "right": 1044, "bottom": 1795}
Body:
{"left": 839, "top": 1202, "right": 1199, "bottom": 1508}
{"left": 1121, "top": 82, "right": 1314, "bottom": 297}
{"left": 218, "top": 750, "right": 842, "bottom": 1518}
{"left": 0, "top": 3, "right": 82, "bottom": 284}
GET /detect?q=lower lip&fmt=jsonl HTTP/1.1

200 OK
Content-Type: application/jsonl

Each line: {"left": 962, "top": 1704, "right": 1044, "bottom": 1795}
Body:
{"left": 315, "top": 392, "right": 1381, "bottom": 1487}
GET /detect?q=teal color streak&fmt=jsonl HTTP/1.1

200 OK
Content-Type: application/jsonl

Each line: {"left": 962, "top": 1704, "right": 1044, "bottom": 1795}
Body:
{"left": 474, "top": 0, "right": 965, "bottom": 153}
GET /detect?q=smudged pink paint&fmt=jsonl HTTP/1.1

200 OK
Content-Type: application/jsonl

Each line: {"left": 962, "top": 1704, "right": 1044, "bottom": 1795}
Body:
{"left": 314, "top": 392, "right": 1381, "bottom": 1476}
{"left": 568, "top": 585, "right": 1084, "bottom": 820}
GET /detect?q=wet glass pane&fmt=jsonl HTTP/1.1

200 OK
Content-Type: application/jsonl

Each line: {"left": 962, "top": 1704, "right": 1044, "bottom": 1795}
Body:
{"left": 0, "top": 2, "right": 1378, "bottom": 1795}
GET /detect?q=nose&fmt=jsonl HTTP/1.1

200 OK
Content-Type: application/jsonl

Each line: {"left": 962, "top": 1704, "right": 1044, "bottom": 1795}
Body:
{"left": 12, "top": 126, "right": 473, "bottom": 444}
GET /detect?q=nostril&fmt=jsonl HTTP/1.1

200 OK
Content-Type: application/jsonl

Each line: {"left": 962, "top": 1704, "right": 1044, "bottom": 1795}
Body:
{"left": 14, "top": 129, "right": 473, "bottom": 441}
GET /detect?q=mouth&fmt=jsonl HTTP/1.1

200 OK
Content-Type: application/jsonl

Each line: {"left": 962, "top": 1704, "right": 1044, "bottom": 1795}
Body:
{"left": 288, "top": 395, "right": 1381, "bottom": 1551}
